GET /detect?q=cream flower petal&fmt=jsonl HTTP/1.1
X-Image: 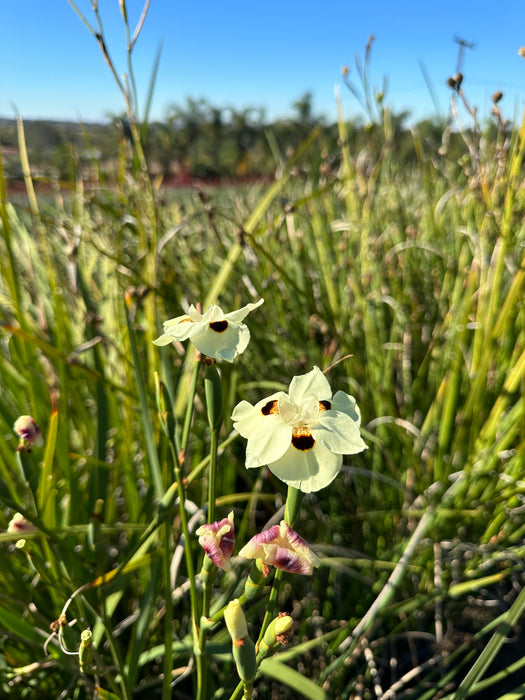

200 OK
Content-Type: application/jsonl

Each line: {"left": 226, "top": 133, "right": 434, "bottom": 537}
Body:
{"left": 312, "top": 410, "right": 367, "bottom": 454}
{"left": 224, "top": 298, "right": 265, "bottom": 323}
{"left": 232, "top": 395, "right": 291, "bottom": 467}
{"left": 191, "top": 324, "right": 244, "bottom": 362}
{"left": 153, "top": 299, "right": 264, "bottom": 361}
{"left": 332, "top": 390, "right": 361, "bottom": 423}
{"left": 163, "top": 312, "right": 194, "bottom": 329}
{"left": 152, "top": 333, "right": 177, "bottom": 346}
{"left": 245, "top": 416, "right": 292, "bottom": 468}
{"left": 202, "top": 305, "right": 225, "bottom": 322}
{"left": 268, "top": 442, "right": 342, "bottom": 493}
{"left": 288, "top": 365, "right": 332, "bottom": 404}
{"left": 155, "top": 321, "right": 205, "bottom": 343}
{"left": 231, "top": 393, "right": 287, "bottom": 437}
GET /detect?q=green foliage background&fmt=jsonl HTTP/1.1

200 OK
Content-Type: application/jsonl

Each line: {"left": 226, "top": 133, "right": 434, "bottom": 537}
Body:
{"left": 0, "top": 18, "right": 524, "bottom": 700}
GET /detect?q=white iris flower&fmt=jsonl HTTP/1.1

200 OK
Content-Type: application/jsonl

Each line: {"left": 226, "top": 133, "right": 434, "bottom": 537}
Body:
{"left": 232, "top": 366, "right": 367, "bottom": 493}
{"left": 153, "top": 299, "right": 264, "bottom": 362}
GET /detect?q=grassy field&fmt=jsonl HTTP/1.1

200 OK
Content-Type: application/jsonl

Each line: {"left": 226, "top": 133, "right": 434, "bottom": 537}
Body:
{"left": 1, "top": 11, "right": 525, "bottom": 700}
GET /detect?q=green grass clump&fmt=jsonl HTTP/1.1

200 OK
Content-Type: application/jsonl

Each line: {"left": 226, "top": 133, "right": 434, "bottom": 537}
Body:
{"left": 0, "top": 13, "right": 524, "bottom": 700}
{"left": 1, "top": 99, "right": 524, "bottom": 698}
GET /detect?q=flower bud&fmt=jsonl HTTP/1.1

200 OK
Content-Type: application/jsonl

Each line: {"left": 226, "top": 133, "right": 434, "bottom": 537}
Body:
{"left": 224, "top": 600, "right": 257, "bottom": 683}
{"left": 196, "top": 512, "right": 235, "bottom": 571}
{"left": 224, "top": 599, "right": 248, "bottom": 643}
{"left": 446, "top": 73, "right": 463, "bottom": 91}
{"left": 257, "top": 613, "right": 294, "bottom": 658}
{"left": 79, "top": 629, "right": 93, "bottom": 673}
{"left": 233, "top": 636, "right": 257, "bottom": 685}
{"left": 238, "top": 521, "right": 320, "bottom": 575}
{"left": 7, "top": 513, "right": 37, "bottom": 535}
{"left": 13, "top": 416, "right": 43, "bottom": 452}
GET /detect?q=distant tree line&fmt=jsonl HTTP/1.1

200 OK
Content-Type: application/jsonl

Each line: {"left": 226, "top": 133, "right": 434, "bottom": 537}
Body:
{"left": 0, "top": 92, "right": 505, "bottom": 186}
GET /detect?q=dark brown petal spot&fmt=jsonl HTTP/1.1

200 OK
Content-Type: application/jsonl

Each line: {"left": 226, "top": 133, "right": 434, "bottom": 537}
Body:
{"left": 209, "top": 320, "right": 228, "bottom": 333}
{"left": 319, "top": 400, "right": 331, "bottom": 411}
{"left": 291, "top": 430, "right": 315, "bottom": 451}
{"left": 261, "top": 399, "right": 279, "bottom": 416}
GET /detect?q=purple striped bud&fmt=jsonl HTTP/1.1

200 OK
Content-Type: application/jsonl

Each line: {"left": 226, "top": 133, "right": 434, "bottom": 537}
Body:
{"left": 196, "top": 511, "right": 235, "bottom": 571}
{"left": 238, "top": 521, "right": 320, "bottom": 575}
{"left": 7, "top": 513, "right": 37, "bottom": 535}
{"left": 13, "top": 415, "right": 43, "bottom": 452}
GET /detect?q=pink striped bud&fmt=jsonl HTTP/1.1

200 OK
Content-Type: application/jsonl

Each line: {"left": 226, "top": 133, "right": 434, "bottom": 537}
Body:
{"left": 238, "top": 521, "right": 320, "bottom": 575}
{"left": 196, "top": 511, "right": 235, "bottom": 571}
{"left": 7, "top": 513, "right": 37, "bottom": 535}
{"left": 13, "top": 415, "right": 43, "bottom": 452}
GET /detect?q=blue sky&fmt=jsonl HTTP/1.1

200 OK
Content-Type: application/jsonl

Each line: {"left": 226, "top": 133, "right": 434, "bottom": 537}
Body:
{"left": 1, "top": 0, "right": 524, "bottom": 125}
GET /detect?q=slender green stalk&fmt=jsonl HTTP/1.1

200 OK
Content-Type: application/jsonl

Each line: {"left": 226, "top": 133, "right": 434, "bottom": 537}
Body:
{"left": 284, "top": 487, "right": 304, "bottom": 529}
{"left": 162, "top": 519, "right": 174, "bottom": 700}
{"left": 180, "top": 357, "right": 200, "bottom": 458}
{"left": 255, "top": 569, "right": 283, "bottom": 649}
{"left": 124, "top": 300, "right": 163, "bottom": 499}
{"left": 100, "top": 604, "right": 132, "bottom": 700}
{"left": 254, "top": 486, "right": 304, "bottom": 650}
{"left": 207, "top": 427, "right": 219, "bottom": 525}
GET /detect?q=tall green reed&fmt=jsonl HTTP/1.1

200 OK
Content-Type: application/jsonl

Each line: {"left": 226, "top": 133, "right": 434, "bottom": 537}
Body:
{"left": 0, "top": 20, "right": 524, "bottom": 700}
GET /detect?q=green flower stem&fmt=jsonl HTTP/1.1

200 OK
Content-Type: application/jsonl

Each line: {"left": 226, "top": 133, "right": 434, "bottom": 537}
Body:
{"left": 168, "top": 442, "right": 201, "bottom": 697}
{"left": 100, "top": 602, "right": 132, "bottom": 700}
{"left": 180, "top": 357, "right": 201, "bottom": 459}
{"left": 196, "top": 557, "right": 217, "bottom": 700}
{"left": 253, "top": 486, "right": 304, "bottom": 653}
{"left": 205, "top": 362, "right": 223, "bottom": 524}
{"left": 169, "top": 444, "right": 199, "bottom": 617}
{"left": 228, "top": 680, "right": 244, "bottom": 700}
{"left": 200, "top": 555, "right": 216, "bottom": 621}
{"left": 256, "top": 568, "right": 283, "bottom": 647}
{"left": 15, "top": 452, "right": 38, "bottom": 511}
{"left": 159, "top": 361, "right": 202, "bottom": 698}
{"left": 207, "top": 427, "right": 219, "bottom": 525}
{"left": 253, "top": 487, "right": 304, "bottom": 649}
{"left": 284, "top": 486, "right": 304, "bottom": 528}
{"left": 229, "top": 678, "right": 254, "bottom": 700}
{"left": 162, "top": 518, "right": 174, "bottom": 700}
{"left": 194, "top": 363, "right": 224, "bottom": 699}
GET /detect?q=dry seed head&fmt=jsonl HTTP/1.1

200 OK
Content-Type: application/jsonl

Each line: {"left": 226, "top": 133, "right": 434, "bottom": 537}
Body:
{"left": 447, "top": 73, "right": 463, "bottom": 91}
{"left": 519, "top": 47, "right": 525, "bottom": 58}
{"left": 492, "top": 90, "right": 503, "bottom": 104}
{"left": 453, "top": 72, "right": 463, "bottom": 88}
